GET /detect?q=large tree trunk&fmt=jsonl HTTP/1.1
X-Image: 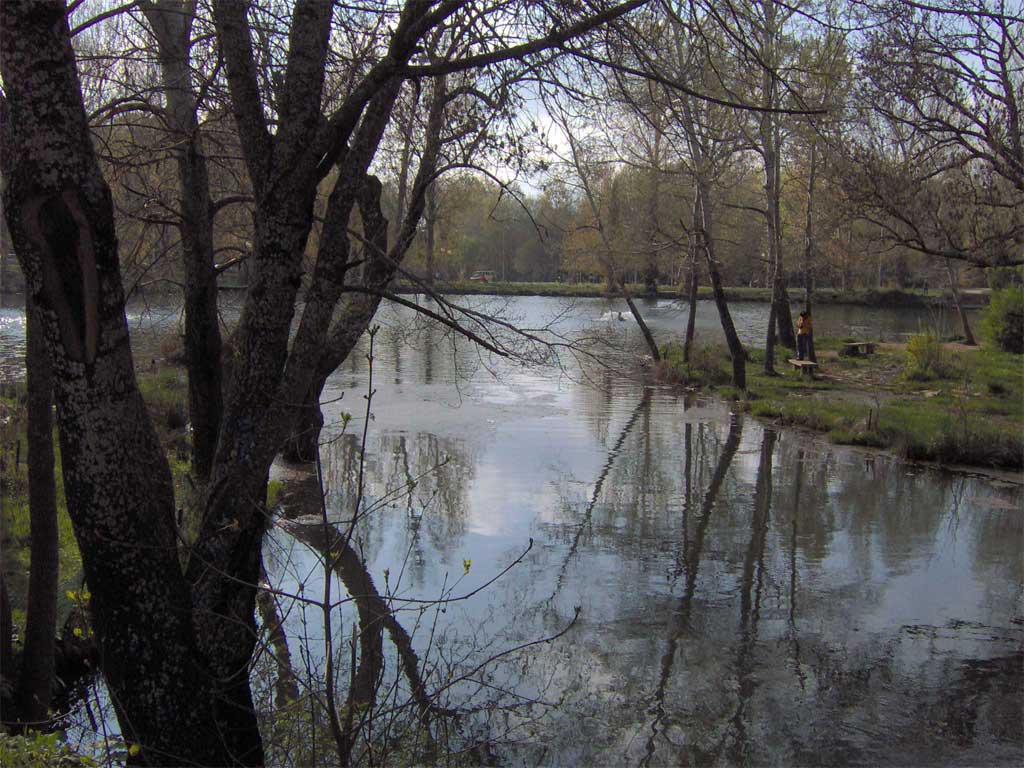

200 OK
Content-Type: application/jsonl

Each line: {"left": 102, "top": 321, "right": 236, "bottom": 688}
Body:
{"left": 17, "top": 294, "right": 59, "bottom": 727}
{"left": 142, "top": 0, "right": 223, "bottom": 482}
{"left": 1, "top": 4, "right": 228, "bottom": 763}
{"left": 186, "top": 6, "right": 406, "bottom": 752}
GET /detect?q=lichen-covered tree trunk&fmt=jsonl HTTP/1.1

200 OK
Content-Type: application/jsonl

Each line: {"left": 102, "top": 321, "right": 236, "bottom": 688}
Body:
{"left": 0, "top": 3, "right": 228, "bottom": 763}
{"left": 17, "top": 293, "right": 58, "bottom": 727}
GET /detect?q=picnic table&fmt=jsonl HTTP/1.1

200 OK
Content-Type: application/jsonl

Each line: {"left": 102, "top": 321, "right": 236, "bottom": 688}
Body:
{"left": 787, "top": 359, "right": 818, "bottom": 379}
{"left": 840, "top": 341, "right": 876, "bottom": 357}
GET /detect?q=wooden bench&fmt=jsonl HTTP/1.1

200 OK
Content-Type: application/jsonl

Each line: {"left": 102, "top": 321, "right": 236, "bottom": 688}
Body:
{"left": 840, "top": 341, "right": 876, "bottom": 357}
{"left": 787, "top": 359, "right": 818, "bottom": 379}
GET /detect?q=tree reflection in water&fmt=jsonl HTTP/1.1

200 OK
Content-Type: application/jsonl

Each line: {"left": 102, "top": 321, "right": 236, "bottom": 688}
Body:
{"left": 257, "top": 310, "right": 1022, "bottom": 766}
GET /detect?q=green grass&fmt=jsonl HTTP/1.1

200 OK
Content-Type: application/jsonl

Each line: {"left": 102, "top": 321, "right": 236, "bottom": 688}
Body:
{"left": 661, "top": 337, "right": 1023, "bottom": 470}
{"left": 655, "top": 341, "right": 732, "bottom": 387}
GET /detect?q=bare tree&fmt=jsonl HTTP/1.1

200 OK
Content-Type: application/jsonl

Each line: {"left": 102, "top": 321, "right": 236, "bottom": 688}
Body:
{"left": 542, "top": 86, "right": 664, "bottom": 361}
{"left": 0, "top": 1, "right": 649, "bottom": 763}
{"left": 845, "top": 0, "right": 1024, "bottom": 285}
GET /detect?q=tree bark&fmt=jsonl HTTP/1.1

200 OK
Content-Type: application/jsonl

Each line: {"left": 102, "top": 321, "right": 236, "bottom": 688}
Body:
{"left": 1, "top": 3, "right": 228, "bottom": 763}
{"left": 141, "top": 0, "right": 224, "bottom": 482}
{"left": 283, "top": 77, "right": 447, "bottom": 459}
{"left": 17, "top": 293, "right": 59, "bottom": 727}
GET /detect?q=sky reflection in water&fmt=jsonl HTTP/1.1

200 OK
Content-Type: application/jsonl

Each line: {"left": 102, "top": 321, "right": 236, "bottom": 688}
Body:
{"left": 263, "top": 298, "right": 1022, "bottom": 766}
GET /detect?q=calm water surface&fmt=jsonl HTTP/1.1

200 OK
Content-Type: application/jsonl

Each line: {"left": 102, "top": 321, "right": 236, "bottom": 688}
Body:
{"left": 1, "top": 294, "right": 1018, "bottom": 765}
{"left": 262, "top": 299, "right": 1022, "bottom": 766}
{"left": 0, "top": 292, "right": 974, "bottom": 382}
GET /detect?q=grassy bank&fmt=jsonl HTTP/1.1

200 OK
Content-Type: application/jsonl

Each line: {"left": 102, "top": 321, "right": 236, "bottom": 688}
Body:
{"left": 659, "top": 337, "right": 1023, "bottom": 471}
{"left": 392, "top": 281, "right": 989, "bottom": 308}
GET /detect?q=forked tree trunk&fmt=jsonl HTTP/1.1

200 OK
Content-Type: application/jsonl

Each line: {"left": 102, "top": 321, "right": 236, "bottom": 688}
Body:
{"left": 284, "top": 79, "right": 446, "bottom": 458}
{"left": 17, "top": 294, "right": 59, "bottom": 727}
{"left": 1, "top": 4, "right": 228, "bottom": 763}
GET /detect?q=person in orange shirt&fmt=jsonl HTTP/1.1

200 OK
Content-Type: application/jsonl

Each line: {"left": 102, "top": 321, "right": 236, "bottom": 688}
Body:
{"left": 796, "top": 310, "right": 813, "bottom": 360}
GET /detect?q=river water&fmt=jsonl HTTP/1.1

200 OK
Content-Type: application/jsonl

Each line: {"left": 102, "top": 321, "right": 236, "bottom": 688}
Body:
{"left": 0, "top": 292, "right": 974, "bottom": 382}
{"left": 1, "top": 294, "right": 1019, "bottom": 765}
{"left": 263, "top": 297, "right": 1021, "bottom": 766}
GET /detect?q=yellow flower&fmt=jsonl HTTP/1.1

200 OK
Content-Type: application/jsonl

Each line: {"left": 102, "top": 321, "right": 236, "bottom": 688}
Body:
{"left": 462, "top": 559, "right": 472, "bottom": 575}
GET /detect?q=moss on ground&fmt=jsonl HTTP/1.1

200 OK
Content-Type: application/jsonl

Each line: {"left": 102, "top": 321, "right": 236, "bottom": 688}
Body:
{"left": 660, "top": 337, "right": 1024, "bottom": 470}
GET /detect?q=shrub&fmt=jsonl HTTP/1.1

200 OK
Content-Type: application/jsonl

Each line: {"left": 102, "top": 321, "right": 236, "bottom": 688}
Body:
{"left": 0, "top": 733, "right": 99, "bottom": 768}
{"left": 656, "top": 342, "right": 730, "bottom": 387}
{"left": 905, "top": 332, "right": 955, "bottom": 380}
{"left": 985, "top": 266, "right": 1023, "bottom": 291}
{"left": 981, "top": 287, "right": 1024, "bottom": 354}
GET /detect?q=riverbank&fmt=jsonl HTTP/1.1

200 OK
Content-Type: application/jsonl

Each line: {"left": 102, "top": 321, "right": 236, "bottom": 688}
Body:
{"left": 390, "top": 281, "right": 990, "bottom": 308}
{"left": 659, "top": 337, "right": 1024, "bottom": 472}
